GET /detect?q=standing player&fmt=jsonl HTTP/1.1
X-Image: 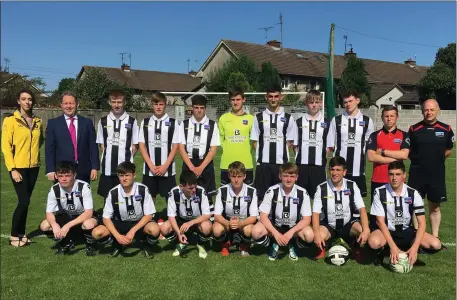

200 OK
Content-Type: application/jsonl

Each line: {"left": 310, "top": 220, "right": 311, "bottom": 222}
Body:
{"left": 251, "top": 85, "right": 297, "bottom": 202}
{"left": 327, "top": 90, "right": 374, "bottom": 197}
{"left": 139, "top": 92, "right": 179, "bottom": 212}
{"left": 251, "top": 163, "right": 314, "bottom": 261}
{"left": 96, "top": 89, "right": 139, "bottom": 199}
{"left": 160, "top": 171, "right": 212, "bottom": 259}
{"left": 312, "top": 156, "right": 370, "bottom": 260}
{"left": 213, "top": 161, "right": 259, "bottom": 257}
{"left": 368, "top": 161, "right": 443, "bottom": 266}
{"left": 366, "top": 105, "right": 409, "bottom": 230}
{"left": 91, "top": 161, "right": 160, "bottom": 258}
{"left": 294, "top": 90, "right": 329, "bottom": 197}
{"left": 218, "top": 88, "right": 254, "bottom": 185}
{"left": 178, "top": 95, "right": 220, "bottom": 209}
{"left": 408, "top": 99, "right": 454, "bottom": 239}
{"left": 39, "top": 162, "right": 99, "bottom": 256}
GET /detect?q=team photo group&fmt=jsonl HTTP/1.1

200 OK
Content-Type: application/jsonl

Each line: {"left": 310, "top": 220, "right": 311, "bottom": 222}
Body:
{"left": 2, "top": 85, "right": 454, "bottom": 272}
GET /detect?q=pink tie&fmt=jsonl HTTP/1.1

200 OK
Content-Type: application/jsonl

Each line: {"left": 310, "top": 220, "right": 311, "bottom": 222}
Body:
{"left": 69, "top": 117, "right": 78, "bottom": 162}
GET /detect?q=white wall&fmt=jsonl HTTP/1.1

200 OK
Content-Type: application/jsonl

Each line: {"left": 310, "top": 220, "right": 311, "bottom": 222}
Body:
{"left": 375, "top": 87, "right": 403, "bottom": 107}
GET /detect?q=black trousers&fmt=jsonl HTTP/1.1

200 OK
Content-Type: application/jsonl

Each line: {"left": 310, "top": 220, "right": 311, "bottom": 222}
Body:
{"left": 10, "top": 167, "right": 40, "bottom": 237}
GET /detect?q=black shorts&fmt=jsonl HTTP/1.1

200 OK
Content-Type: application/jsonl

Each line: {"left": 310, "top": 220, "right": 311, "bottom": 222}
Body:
{"left": 55, "top": 211, "right": 100, "bottom": 226}
{"left": 273, "top": 225, "right": 294, "bottom": 235}
{"left": 389, "top": 228, "right": 416, "bottom": 251}
{"left": 142, "top": 175, "right": 176, "bottom": 198}
{"left": 111, "top": 219, "right": 155, "bottom": 236}
{"left": 220, "top": 169, "right": 254, "bottom": 186}
{"left": 408, "top": 170, "right": 447, "bottom": 203}
{"left": 297, "top": 165, "right": 327, "bottom": 197}
{"left": 321, "top": 218, "right": 359, "bottom": 244}
{"left": 345, "top": 174, "right": 367, "bottom": 197}
{"left": 369, "top": 181, "right": 387, "bottom": 231}
{"left": 97, "top": 175, "right": 120, "bottom": 198}
{"left": 182, "top": 160, "right": 217, "bottom": 197}
{"left": 254, "top": 163, "right": 281, "bottom": 202}
{"left": 176, "top": 218, "right": 202, "bottom": 234}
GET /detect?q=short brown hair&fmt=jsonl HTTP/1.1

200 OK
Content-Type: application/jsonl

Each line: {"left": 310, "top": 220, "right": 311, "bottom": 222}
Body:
{"left": 381, "top": 105, "right": 398, "bottom": 116}
{"left": 152, "top": 92, "right": 167, "bottom": 104}
{"left": 108, "top": 89, "right": 125, "bottom": 100}
{"left": 279, "top": 162, "right": 299, "bottom": 175}
{"left": 305, "top": 90, "right": 322, "bottom": 103}
{"left": 342, "top": 90, "right": 360, "bottom": 99}
{"left": 228, "top": 88, "right": 245, "bottom": 99}
{"left": 228, "top": 161, "right": 246, "bottom": 176}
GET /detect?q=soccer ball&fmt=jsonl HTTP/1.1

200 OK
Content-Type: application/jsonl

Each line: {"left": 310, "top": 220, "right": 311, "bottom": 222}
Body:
{"left": 327, "top": 245, "right": 350, "bottom": 266}
{"left": 390, "top": 252, "right": 413, "bottom": 274}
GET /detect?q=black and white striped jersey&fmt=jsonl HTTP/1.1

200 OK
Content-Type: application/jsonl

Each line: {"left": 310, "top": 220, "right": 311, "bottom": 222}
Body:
{"left": 46, "top": 180, "right": 93, "bottom": 216}
{"left": 167, "top": 185, "right": 211, "bottom": 221}
{"left": 312, "top": 179, "right": 365, "bottom": 230}
{"left": 294, "top": 112, "right": 329, "bottom": 166}
{"left": 178, "top": 115, "right": 220, "bottom": 160}
{"left": 371, "top": 183, "right": 424, "bottom": 232}
{"left": 327, "top": 110, "right": 374, "bottom": 176}
{"left": 96, "top": 112, "right": 139, "bottom": 176}
{"left": 103, "top": 182, "right": 155, "bottom": 222}
{"left": 251, "top": 107, "right": 297, "bottom": 165}
{"left": 259, "top": 184, "right": 311, "bottom": 227}
{"left": 139, "top": 114, "right": 179, "bottom": 177}
{"left": 214, "top": 184, "right": 259, "bottom": 220}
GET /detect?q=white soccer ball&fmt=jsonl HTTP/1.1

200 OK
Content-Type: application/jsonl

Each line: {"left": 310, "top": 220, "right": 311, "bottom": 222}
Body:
{"left": 390, "top": 252, "right": 413, "bottom": 274}
{"left": 328, "top": 245, "right": 350, "bottom": 266}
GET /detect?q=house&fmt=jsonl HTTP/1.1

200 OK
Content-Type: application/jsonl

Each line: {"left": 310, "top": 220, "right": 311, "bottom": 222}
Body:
{"left": 0, "top": 71, "right": 49, "bottom": 108}
{"left": 76, "top": 65, "right": 204, "bottom": 105}
{"left": 197, "top": 39, "right": 429, "bottom": 109}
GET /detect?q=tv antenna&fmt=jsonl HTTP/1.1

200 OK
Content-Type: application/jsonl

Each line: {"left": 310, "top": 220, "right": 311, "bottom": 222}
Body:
{"left": 3, "top": 58, "right": 10, "bottom": 72}
{"left": 258, "top": 26, "right": 273, "bottom": 43}
{"left": 276, "top": 13, "right": 283, "bottom": 46}
{"left": 119, "top": 52, "right": 127, "bottom": 65}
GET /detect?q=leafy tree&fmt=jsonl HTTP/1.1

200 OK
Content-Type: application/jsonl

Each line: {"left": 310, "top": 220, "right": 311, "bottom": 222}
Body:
{"left": 257, "top": 61, "right": 282, "bottom": 92}
{"left": 0, "top": 73, "right": 48, "bottom": 108}
{"left": 72, "top": 68, "right": 135, "bottom": 110}
{"left": 417, "top": 43, "right": 456, "bottom": 109}
{"left": 337, "top": 56, "right": 371, "bottom": 107}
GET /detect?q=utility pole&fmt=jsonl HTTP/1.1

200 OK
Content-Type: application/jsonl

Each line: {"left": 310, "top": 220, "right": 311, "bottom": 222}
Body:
{"left": 325, "top": 23, "right": 336, "bottom": 119}
{"left": 279, "top": 13, "right": 283, "bottom": 46}
{"left": 187, "top": 58, "right": 190, "bottom": 72}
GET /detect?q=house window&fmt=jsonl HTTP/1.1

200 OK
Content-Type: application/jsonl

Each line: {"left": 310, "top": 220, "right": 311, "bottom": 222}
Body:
{"left": 281, "top": 77, "right": 291, "bottom": 90}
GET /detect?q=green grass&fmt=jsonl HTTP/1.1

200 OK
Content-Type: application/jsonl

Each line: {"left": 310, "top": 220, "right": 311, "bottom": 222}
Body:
{"left": 1, "top": 148, "right": 455, "bottom": 300}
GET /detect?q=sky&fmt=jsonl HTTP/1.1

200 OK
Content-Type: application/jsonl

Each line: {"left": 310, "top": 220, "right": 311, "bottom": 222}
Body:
{"left": 2, "top": 1, "right": 456, "bottom": 92}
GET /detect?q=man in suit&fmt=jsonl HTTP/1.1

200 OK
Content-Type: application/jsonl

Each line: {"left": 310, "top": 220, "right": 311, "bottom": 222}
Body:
{"left": 45, "top": 92, "right": 99, "bottom": 183}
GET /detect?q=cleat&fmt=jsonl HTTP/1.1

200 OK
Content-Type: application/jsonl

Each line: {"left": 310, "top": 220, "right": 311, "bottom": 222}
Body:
{"left": 268, "top": 242, "right": 279, "bottom": 261}
{"left": 172, "top": 243, "right": 187, "bottom": 257}
{"left": 314, "top": 248, "right": 326, "bottom": 260}
{"left": 142, "top": 248, "right": 154, "bottom": 259}
{"left": 221, "top": 241, "right": 231, "bottom": 257}
{"left": 197, "top": 243, "right": 208, "bottom": 259}
{"left": 239, "top": 243, "right": 250, "bottom": 257}
{"left": 55, "top": 241, "right": 75, "bottom": 255}
{"left": 109, "top": 247, "right": 122, "bottom": 258}
{"left": 85, "top": 245, "right": 97, "bottom": 257}
{"left": 289, "top": 245, "right": 298, "bottom": 261}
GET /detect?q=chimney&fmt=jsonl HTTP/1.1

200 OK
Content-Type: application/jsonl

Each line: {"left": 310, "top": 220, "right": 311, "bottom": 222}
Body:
{"left": 121, "top": 63, "right": 131, "bottom": 72}
{"left": 188, "top": 70, "right": 197, "bottom": 77}
{"left": 344, "top": 47, "right": 357, "bottom": 59}
{"left": 404, "top": 58, "right": 416, "bottom": 67}
{"left": 267, "top": 40, "right": 281, "bottom": 48}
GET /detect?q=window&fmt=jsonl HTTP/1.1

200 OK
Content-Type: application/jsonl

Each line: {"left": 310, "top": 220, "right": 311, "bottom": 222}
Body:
{"left": 281, "top": 77, "right": 291, "bottom": 90}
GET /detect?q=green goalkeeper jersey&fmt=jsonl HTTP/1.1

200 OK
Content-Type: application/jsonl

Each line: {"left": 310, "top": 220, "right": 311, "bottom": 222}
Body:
{"left": 218, "top": 112, "right": 254, "bottom": 169}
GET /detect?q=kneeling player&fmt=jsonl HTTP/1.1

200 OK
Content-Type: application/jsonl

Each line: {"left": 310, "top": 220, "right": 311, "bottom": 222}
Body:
{"left": 251, "top": 163, "right": 314, "bottom": 261}
{"left": 92, "top": 161, "right": 160, "bottom": 258}
{"left": 312, "top": 156, "right": 370, "bottom": 260}
{"left": 40, "top": 162, "right": 99, "bottom": 256}
{"left": 213, "top": 161, "right": 259, "bottom": 257}
{"left": 160, "top": 171, "right": 212, "bottom": 259}
{"left": 368, "top": 161, "right": 443, "bottom": 266}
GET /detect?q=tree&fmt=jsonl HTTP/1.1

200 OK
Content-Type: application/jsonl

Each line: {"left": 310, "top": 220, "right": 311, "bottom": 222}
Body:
{"left": 257, "top": 61, "right": 282, "bottom": 92}
{"left": 337, "top": 56, "right": 371, "bottom": 107}
{"left": 72, "top": 68, "right": 134, "bottom": 110}
{"left": 417, "top": 43, "right": 456, "bottom": 109}
{"left": 0, "top": 73, "right": 48, "bottom": 108}
{"left": 46, "top": 77, "right": 76, "bottom": 107}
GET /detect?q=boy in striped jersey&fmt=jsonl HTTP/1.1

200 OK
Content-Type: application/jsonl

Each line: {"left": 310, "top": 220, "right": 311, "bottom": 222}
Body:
{"left": 294, "top": 90, "right": 329, "bottom": 197}
{"left": 213, "top": 161, "right": 259, "bottom": 257}
{"left": 251, "top": 163, "right": 314, "bottom": 261}
{"left": 251, "top": 85, "right": 297, "bottom": 203}
{"left": 178, "top": 95, "right": 220, "bottom": 212}
{"left": 139, "top": 92, "right": 180, "bottom": 211}
{"left": 96, "top": 89, "right": 139, "bottom": 199}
